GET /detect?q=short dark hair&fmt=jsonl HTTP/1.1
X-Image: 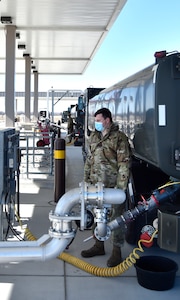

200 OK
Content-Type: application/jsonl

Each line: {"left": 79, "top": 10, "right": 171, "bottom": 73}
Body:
{"left": 94, "top": 108, "right": 112, "bottom": 122}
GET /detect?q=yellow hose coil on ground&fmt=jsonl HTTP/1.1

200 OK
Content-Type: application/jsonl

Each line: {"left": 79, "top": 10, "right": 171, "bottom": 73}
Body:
{"left": 24, "top": 227, "right": 37, "bottom": 241}
{"left": 58, "top": 232, "right": 157, "bottom": 277}
{"left": 17, "top": 208, "right": 157, "bottom": 277}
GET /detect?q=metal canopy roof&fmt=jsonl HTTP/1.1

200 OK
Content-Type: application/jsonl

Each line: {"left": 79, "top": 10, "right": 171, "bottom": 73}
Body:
{"left": 0, "top": 0, "right": 127, "bottom": 75}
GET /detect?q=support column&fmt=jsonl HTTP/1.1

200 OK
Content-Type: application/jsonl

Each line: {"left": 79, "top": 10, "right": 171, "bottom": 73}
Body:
{"left": 24, "top": 54, "right": 31, "bottom": 123}
{"left": 5, "top": 25, "right": 16, "bottom": 127}
{"left": 54, "top": 138, "right": 66, "bottom": 202}
{"left": 51, "top": 89, "right": 54, "bottom": 123}
{"left": 33, "top": 70, "right": 38, "bottom": 120}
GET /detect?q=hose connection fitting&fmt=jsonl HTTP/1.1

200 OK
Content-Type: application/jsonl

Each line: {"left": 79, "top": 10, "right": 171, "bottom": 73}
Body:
{"left": 94, "top": 207, "right": 111, "bottom": 241}
{"left": 80, "top": 181, "right": 126, "bottom": 241}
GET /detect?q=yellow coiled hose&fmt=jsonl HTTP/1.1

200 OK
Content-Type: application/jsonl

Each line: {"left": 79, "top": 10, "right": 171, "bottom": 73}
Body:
{"left": 16, "top": 210, "right": 157, "bottom": 277}
{"left": 24, "top": 227, "right": 37, "bottom": 241}
{"left": 58, "top": 231, "right": 157, "bottom": 277}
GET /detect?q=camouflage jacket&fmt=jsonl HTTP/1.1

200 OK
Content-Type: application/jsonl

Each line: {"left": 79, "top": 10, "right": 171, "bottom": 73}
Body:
{"left": 67, "top": 117, "right": 73, "bottom": 133}
{"left": 84, "top": 123, "right": 131, "bottom": 190}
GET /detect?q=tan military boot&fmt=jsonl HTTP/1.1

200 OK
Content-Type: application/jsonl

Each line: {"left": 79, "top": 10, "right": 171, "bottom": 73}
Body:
{"left": 107, "top": 245, "right": 122, "bottom": 267}
{"left": 81, "top": 239, "right": 105, "bottom": 257}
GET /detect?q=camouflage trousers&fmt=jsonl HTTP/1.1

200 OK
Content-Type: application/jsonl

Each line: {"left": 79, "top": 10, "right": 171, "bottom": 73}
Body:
{"left": 110, "top": 203, "right": 125, "bottom": 246}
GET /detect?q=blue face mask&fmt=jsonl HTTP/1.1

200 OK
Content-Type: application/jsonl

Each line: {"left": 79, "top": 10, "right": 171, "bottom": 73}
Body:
{"left": 95, "top": 121, "right": 104, "bottom": 132}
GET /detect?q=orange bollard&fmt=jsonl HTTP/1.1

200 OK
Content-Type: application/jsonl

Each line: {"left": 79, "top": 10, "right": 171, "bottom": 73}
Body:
{"left": 54, "top": 138, "right": 65, "bottom": 202}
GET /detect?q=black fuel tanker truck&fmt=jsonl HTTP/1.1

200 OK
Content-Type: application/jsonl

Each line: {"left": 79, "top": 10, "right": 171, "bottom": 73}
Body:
{"left": 81, "top": 51, "right": 180, "bottom": 251}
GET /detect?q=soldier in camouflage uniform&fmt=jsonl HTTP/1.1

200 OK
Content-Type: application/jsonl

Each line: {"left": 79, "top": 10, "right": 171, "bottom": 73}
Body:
{"left": 67, "top": 113, "right": 74, "bottom": 142}
{"left": 81, "top": 108, "right": 131, "bottom": 267}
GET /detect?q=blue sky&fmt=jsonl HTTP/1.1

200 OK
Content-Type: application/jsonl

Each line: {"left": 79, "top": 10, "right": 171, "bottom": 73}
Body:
{"left": 38, "top": 0, "right": 180, "bottom": 91}
{"left": 2, "top": 0, "right": 180, "bottom": 92}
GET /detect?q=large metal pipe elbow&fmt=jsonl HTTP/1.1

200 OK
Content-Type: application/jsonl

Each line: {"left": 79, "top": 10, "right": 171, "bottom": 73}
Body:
{"left": 54, "top": 183, "right": 126, "bottom": 216}
{"left": 0, "top": 237, "right": 71, "bottom": 263}
{"left": 55, "top": 187, "right": 81, "bottom": 215}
